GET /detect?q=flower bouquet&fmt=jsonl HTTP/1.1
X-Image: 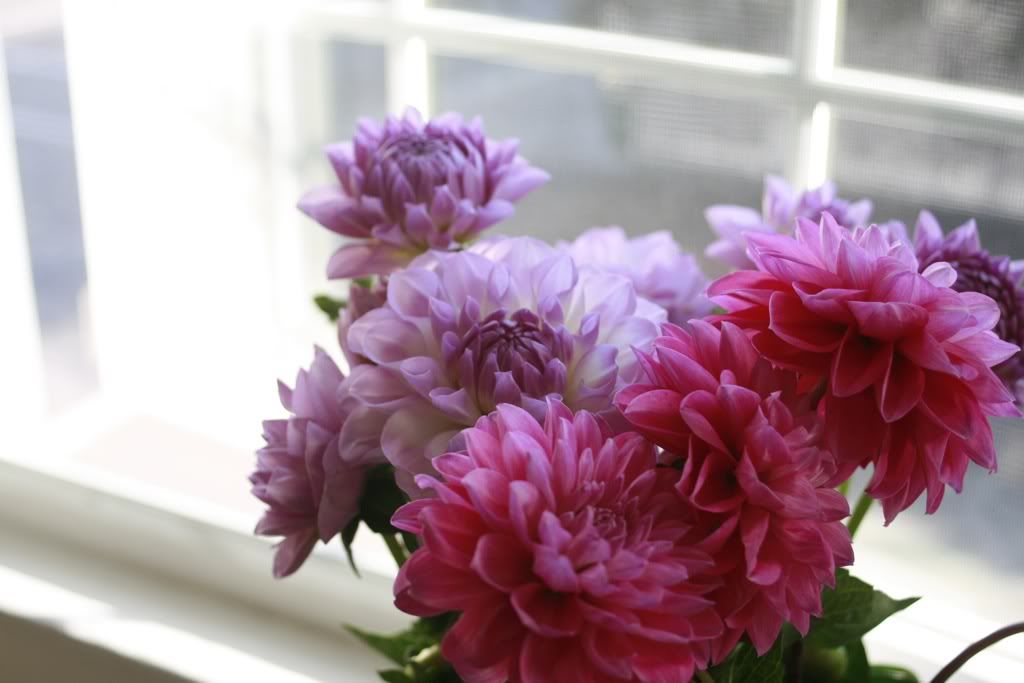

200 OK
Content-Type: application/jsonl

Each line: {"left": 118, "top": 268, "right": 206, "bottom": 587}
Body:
{"left": 250, "top": 109, "right": 1024, "bottom": 682}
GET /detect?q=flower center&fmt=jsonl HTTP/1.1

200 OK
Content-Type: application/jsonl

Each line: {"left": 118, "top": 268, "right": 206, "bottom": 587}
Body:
{"left": 476, "top": 309, "right": 550, "bottom": 372}
{"left": 446, "top": 308, "right": 570, "bottom": 414}
{"left": 377, "top": 131, "right": 468, "bottom": 199}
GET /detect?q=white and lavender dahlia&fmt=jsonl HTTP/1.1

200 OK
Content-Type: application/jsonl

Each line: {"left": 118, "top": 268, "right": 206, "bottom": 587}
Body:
{"left": 705, "top": 176, "right": 872, "bottom": 270}
{"left": 559, "top": 226, "right": 712, "bottom": 327}
{"left": 344, "top": 237, "right": 665, "bottom": 494}
{"left": 299, "top": 109, "right": 550, "bottom": 279}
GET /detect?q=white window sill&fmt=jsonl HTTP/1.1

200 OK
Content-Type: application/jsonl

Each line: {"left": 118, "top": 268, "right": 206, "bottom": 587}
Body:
{"left": 0, "top": 444, "right": 407, "bottom": 682}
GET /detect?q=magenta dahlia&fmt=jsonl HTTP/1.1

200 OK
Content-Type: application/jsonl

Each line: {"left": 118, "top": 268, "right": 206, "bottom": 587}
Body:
{"left": 560, "top": 226, "right": 712, "bottom": 327}
{"left": 299, "top": 109, "right": 549, "bottom": 279}
{"left": 615, "top": 321, "right": 853, "bottom": 658}
{"left": 709, "top": 213, "right": 1020, "bottom": 522}
{"left": 344, "top": 236, "right": 665, "bottom": 494}
{"left": 250, "top": 348, "right": 387, "bottom": 577}
{"left": 392, "top": 401, "right": 723, "bottom": 683}
{"left": 705, "top": 176, "right": 872, "bottom": 270}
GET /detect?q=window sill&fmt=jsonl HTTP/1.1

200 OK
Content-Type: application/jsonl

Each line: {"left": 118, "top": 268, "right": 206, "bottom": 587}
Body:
{"left": 0, "top": 445, "right": 407, "bottom": 682}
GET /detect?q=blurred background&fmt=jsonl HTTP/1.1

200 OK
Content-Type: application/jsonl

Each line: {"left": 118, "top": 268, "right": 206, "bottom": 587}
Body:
{"left": 2, "top": 0, "right": 1023, "bottom": 681}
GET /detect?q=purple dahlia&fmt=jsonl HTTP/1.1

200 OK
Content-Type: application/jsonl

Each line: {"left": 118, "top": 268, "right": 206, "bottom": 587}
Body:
{"left": 250, "top": 348, "right": 387, "bottom": 577}
{"left": 299, "top": 109, "right": 550, "bottom": 279}
{"left": 911, "top": 211, "right": 1024, "bottom": 402}
{"left": 559, "top": 226, "right": 712, "bottom": 327}
{"left": 344, "top": 236, "right": 666, "bottom": 495}
{"left": 705, "top": 176, "right": 872, "bottom": 270}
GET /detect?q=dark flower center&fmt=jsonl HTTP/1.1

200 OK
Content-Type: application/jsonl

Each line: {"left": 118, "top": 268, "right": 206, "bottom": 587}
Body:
{"left": 377, "top": 131, "right": 468, "bottom": 198}
{"left": 476, "top": 310, "right": 550, "bottom": 372}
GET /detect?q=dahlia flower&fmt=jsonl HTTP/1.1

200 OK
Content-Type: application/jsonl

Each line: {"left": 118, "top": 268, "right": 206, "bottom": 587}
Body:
{"left": 250, "top": 348, "right": 387, "bottom": 577}
{"left": 616, "top": 321, "right": 853, "bottom": 658}
{"left": 299, "top": 109, "right": 549, "bottom": 279}
{"left": 392, "top": 401, "right": 723, "bottom": 683}
{"left": 560, "top": 226, "right": 712, "bottom": 326}
{"left": 705, "top": 176, "right": 872, "bottom": 270}
{"left": 345, "top": 236, "right": 665, "bottom": 494}
{"left": 338, "top": 278, "right": 387, "bottom": 368}
{"left": 909, "top": 211, "right": 1024, "bottom": 402}
{"left": 709, "top": 213, "right": 1020, "bottom": 522}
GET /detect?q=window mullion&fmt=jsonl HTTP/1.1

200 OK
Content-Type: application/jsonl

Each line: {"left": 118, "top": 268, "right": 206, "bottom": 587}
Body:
{"left": 790, "top": 0, "right": 839, "bottom": 188}
{"left": 0, "top": 40, "right": 47, "bottom": 426}
{"left": 387, "top": 0, "right": 431, "bottom": 116}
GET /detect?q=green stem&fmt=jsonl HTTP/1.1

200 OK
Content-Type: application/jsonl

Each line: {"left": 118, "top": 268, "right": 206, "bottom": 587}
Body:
{"left": 384, "top": 534, "right": 408, "bottom": 567}
{"left": 696, "top": 672, "right": 715, "bottom": 683}
{"left": 846, "top": 490, "right": 873, "bottom": 539}
{"left": 837, "top": 479, "right": 850, "bottom": 496}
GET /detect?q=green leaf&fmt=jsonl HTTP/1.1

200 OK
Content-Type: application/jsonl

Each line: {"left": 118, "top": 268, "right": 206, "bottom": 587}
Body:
{"left": 360, "top": 465, "right": 410, "bottom": 535}
{"left": 313, "top": 294, "right": 346, "bottom": 322}
{"left": 870, "top": 665, "right": 919, "bottom": 682}
{"left": 341, "top": 518, "right": 360, "bottom": 577}
{"left": 806, "top": 569, "right": 919, "bottom": 648}
{"left": 842, "top": 640, "right": 870, "bottom": 683}
{"left": 708, "top": 639, "right": 784, "bottom": 683}
{"left": 346, "top": 625, "right": 410, "bottom": 666}
{"left": 378, "top": 670, "right": 412, "bottom": 683}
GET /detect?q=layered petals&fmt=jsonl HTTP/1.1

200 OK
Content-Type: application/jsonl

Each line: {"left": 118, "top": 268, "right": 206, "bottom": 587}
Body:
{"left": 615, "top": 320, "right": 854, "bottom": 658}
{"left": 560, "top": 226, "right": 713, "bottom": 327}
{"left": 299, "top": 108, "right": 549, "bottom": 278}
{"left": 249, "top": 348, "right": 384, "bottom": 577}
{"left": 393, "top": 401, "right": 723, "bottom": 682}
{"left": 711, "top": 213, "right": 1019, "bottom": 521}
{"left": 346, "top": 237, "right": 665, "bottom": 495}
{"left": 705, "top": 176, "right": 873, "bottom": 270}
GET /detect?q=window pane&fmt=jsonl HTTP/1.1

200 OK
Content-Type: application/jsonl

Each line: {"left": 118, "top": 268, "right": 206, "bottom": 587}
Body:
{"left": 5, "top": 23, "right": 96, "bottom": 412}
{"left": 433, "top": 56, "right": 792, "bottom": 252}
{"left": 430, "top": 0, "right": 795, "bottom": 55}
{"left": 832, "top": 109, "right": 1024, "bottom": 249}
{"left": 842, "top": 0, "right": 1024, "bottom": 93}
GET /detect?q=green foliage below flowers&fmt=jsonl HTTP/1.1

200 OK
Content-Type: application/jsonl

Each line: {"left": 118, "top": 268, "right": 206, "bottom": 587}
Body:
{"left": 347, "top": 615, "right": 459, "bottom": 683}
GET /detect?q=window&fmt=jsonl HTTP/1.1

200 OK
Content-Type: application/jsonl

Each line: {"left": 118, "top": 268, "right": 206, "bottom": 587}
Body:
{"left": 4, "top": 1, "right": 1024, "bottom": 680}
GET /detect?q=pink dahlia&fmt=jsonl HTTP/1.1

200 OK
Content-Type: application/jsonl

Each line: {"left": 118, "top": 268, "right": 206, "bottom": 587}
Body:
{"left": 615, "top": 321, "right": 853, "bottom": 658}
{"left": 250, "top": 348, "right": 387, "bottom": 577}
{"left": 705, "top": 176, "right": 872, "bottom": 270}
{"left": 345, "top": 236, "right": 665, "bottom": 494}
{"left": 560, "top": 226, "right": 712, "bottom": 327}
{"left": 299, "top": 109, "right": 549, "bottom": 279}
{"left": 392, "top": 401, "right": 723, "bottom": 683}
{"left": 709, "top": 213, "right": 1020, "bottom": 522}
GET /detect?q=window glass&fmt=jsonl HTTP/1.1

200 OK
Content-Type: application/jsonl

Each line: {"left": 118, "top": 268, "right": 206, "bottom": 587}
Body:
{"left": 434, "top": 56, "right": 790, "bottom": 251}
{"left": 842, "top": 0, "right": 1024, "bottom": 93}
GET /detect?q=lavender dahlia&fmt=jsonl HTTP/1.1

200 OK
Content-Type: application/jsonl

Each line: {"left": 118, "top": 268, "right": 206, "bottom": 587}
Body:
{"left": 560, "top": 226, "right": 712, "bottom": 326}
{"left": 250, "top": 348, "right": 387, "bottom": 577}
{"left": 299, "top": 109, "right": 550, "bottom": 279}
{"left": 345, "top": 236, "right": 665, "bottom": 494}
{"left": 705, "top": 176, "right": 872, "bottom": 270}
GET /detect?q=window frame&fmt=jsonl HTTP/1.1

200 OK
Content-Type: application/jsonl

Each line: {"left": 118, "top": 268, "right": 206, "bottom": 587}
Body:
{"left": 4, "top": 1, "right": 1024, "bottom": 680}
